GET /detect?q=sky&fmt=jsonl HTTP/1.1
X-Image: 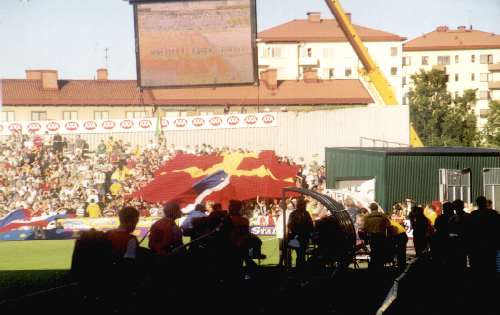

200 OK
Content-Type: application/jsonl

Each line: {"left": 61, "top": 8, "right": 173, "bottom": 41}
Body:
{"left": 0, "top": 0, "right": 499, "bottom": 80}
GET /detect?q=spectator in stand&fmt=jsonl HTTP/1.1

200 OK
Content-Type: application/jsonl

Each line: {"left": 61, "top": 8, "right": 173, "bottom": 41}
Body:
{"left": 148, "top": 202, "right": 183, "bottom": 256}
{"left": 344, "top": 198, "right": 359, "bottom": 226}
{"left": 86, "top": 198, "right": 101, "bottom": 218}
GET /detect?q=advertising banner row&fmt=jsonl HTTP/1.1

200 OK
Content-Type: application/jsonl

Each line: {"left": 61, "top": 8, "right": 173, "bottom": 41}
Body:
{"left": 0, "top": 112, "right": 278, "bottom": 136}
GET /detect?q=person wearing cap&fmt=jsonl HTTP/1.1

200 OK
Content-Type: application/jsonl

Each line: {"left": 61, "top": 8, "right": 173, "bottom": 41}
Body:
{"left": 149, "top": 202, "right": 183, "bottom": 256}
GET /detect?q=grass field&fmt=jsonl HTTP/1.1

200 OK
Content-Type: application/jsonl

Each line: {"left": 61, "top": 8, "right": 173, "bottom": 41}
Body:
{"left": 0, "top": 236, "right": 279, "bottom": 300}
{"left": 0, "top": 236, "right": 280, "bottom": 271}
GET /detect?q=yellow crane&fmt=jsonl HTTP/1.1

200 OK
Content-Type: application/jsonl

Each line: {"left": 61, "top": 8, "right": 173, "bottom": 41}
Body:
{"left": 325, "top": 0, "right": 424, "bottom": 147}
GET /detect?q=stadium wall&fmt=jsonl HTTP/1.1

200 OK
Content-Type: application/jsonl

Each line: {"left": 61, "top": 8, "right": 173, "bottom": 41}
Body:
{"left": 4, "top": 106, "right": 410, "bottom": 163}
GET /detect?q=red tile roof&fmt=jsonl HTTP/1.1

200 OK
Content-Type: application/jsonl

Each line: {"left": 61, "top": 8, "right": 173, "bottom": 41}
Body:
{"left": 258, "top": 19, "right": 406, "bottom": 43}
{"left": 404, "top": 26, "right": 500, "bottom": 51}
{"left": 2, "top": 78, "right": 373, "bottom": 106}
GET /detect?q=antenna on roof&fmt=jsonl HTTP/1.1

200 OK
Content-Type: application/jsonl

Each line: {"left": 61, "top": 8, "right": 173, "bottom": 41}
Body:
{"left": 104, "top": 47, "right": 110, "bottom": 69}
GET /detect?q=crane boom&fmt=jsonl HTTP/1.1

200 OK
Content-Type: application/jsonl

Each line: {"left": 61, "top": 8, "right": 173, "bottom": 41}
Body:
{"left": 325, "top": 0, "right": 424, "bottom": 147}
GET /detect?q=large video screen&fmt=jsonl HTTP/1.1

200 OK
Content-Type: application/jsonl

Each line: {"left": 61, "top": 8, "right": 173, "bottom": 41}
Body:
{"left": 134, "top": 0, "right": 257, "bottom": 88}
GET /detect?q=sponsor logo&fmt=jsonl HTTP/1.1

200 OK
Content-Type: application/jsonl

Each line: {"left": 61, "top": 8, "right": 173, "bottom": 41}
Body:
{"left": 46, "top": 121, "right": 60, "bottom": 132}
{"left": 244, "top": 115, "right": 258, "bottom": 125}
{"left": 227, "top": 116, "right": 240, "bottom": 126}
{"left": 8, "top": 123, "right": 22, "bottom": 132}
{"left": 192, "top": 117, "right": 205, "bottom": 127}
{"left": 139, "top": 120, "right": 152, "bottom": 129}
{"left": 102, "top": 120, "right": 116, "bottom": 130}
{"left": 209, "top": 116, "right": 222, "bottom": 126}
{"left": 64, "top": 121, "right": 79, "bottom": 131}
{"left": 262, "top": 114, "right": 275, "bottom": 124}
{"left": 27, "top": 122, "right": 42, "bottom": 132}
{"left": 84, "top": 121, "right": 97, "bottom": 130}
{"left": 120, "top": 120, "right": 134, "bottom": 129}
{"left": 161, "top": 119, "right": 169, "bottom": 128}
{"left": 250, "top": 226, "right": 276, "bottom": 236}
{"left": 174, "top": 118, "right": 188, "bottom": 128}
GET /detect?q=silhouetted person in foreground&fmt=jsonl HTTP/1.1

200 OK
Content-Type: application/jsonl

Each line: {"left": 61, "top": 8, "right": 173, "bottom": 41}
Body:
{"left": 466, "top": 196, "right": 500, "bottom": 275}
{"left": 149, "top": 202, "right": 183, "bottom": 256}
{"left": 449, "top": 199, "right": 470, "bottom": 271}
{"left": 287, "top": 197, "right": 314, "bottom": 269}
{"left": 409, "top": 206, "right": 433, "bottom": 257}
{"left": 228, "top": 200, "right": 257, "bottom": 278}
{"left": 432, "top": 202, "right": 454, "bottom": 266}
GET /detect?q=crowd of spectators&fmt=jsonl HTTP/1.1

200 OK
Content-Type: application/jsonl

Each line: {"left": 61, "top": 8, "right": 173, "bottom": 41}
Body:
{"left": 0, "top": 131, "right": 326, "bottom": 221}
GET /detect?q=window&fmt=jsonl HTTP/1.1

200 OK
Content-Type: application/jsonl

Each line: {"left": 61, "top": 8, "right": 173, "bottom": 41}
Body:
{"left": 31, "top": 111, "right": 47, "bottom": 121}
{"left": 0, "top": 111, "right": 15, "bottom": 122}
{"left": 125, "top": 111, "right": 147, "bottom": 119}
{"left": 164, "top": 111, "right": 187, "bottom": 117}
{"left": 471, "top": 73, "right": 475, "bottom": 81}
{"left": 480, "top": 73, "right": 491, "bottom": 82}
{"left": 403, "top": 56, "right": 411, "bottom": 66}
{"left": 199, "top": 112, "right": 213, "bottom": 116}
{"left": 437, "top": 56, "right": 450, "bottom": 65}
{"left": 422, "top": 56, "right": 429, "bottom": 65}
{"left": 323, "top": 68, "right": 335, "bottom": 79}
{"left": 402, "top": 76, "right": 407, "bottom": 86}
{"left": 345, "top": 68, "right": 352, "bottom": 77}
{"left": 94, "top": 111, "right": 109, "bottom": 120}
{"left": 323, "top": 48, "right": 334, "bottom": 59}
{"left": 479, "top": 109, "right": 490, "bottom": 119}
{"left": 455, "top": 55, "right": 459, "bottom": 64}
{"left": 264, "top": 46, "right": 287, "bottom": 58}
{"left": 307, "top": 48, "right": 312, "bottom": 58}
{"left": 454, "top": 91, "right": 459, "bottom": 98}
{"left": 62, "top": 111, "right": 78, "bottom": 120}
{"left": 402, "top": 93, "right": 409, "bottom": 105}
{"left": 455, "top": 74, "right": 459, "bottom": 82}
{"left": 478, "top": 90, "right": 490, "bottom": 100}
{"left": 391, "top": 47, "right": 398, "bottom": 56}
{"left": 391, "top": 67, "right": 398, "bottom": 76}
{"left": 471, "top": 55, "right": 476, "bottom": 63}
{"left": 480, "top": 54, "right": 493, "bottom": 64}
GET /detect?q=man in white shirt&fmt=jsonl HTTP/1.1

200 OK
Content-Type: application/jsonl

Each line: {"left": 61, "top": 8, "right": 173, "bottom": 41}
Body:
{"left": 180, "top": 204, "right": 208, "bottom": 238}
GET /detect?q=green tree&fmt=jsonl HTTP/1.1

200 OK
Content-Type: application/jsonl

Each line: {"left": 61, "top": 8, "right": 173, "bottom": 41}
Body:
{"left": 409, "top": 69, "right": 481, "bottom": 146}
{"left": 483, "top": 100, "right": 500, "bottom": 147}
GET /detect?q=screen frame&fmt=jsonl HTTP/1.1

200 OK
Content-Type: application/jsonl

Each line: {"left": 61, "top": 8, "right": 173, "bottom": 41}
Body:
{"left": 132, "top": 0, "right": 259, "bottom": 89}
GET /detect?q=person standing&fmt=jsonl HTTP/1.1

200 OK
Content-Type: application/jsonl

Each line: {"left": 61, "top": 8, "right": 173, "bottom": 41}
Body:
{"left": 409, "top": 206, "right": 433, "bottom": 257}
{"left": 276, "top": 201, "right": 293, "bottom": 267}
{"left": 149, "top": 202, "right": 183, "bottom": 256}
{"left": 363, "top": 203, "right": 391, "bottom": 270}
{"left": 287, "top": 197, "right": 314, "bottom": 269}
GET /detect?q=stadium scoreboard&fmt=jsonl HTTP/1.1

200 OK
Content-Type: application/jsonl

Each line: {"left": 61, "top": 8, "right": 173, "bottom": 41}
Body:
{"left": 130, "top": 0, "right": 258, "bottom": 88}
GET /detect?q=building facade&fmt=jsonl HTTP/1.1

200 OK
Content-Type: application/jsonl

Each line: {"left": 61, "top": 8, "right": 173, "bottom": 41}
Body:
{"left": 402, "top": 26, "right": 500, "bottom": 126}
{"left": 257, "top": 12, "right": 406, "bottom": 104}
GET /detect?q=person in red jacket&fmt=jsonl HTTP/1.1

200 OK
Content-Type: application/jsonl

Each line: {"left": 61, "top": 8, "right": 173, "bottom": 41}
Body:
{"left": 106, "top": 206, "right": 140, "bottom": 258}
{"left": 148, "top": 202, "right": 183, "bottom": 256}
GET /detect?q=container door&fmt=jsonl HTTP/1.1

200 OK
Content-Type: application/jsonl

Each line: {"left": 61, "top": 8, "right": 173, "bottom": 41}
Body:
{"left": 439, "top": 169, "right": 471, "bottom": 204}
{"left": 483, "top": 168, "right": 500, "bottom": 211}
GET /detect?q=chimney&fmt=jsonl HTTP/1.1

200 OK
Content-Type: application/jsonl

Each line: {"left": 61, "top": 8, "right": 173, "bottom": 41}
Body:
{"left": 303, "top": 68, "right": 319, "bottom": 83}
{"left": 436, "top": 25, "right": 449, "bottom": 32}
{"left": 307, "top": 12, "right": 321, "bottom": 23}
{"left": 41, "top": 70, "right": 59, "bottom": 90}
{"left": 345, "top": 12, "right": 352, "bottom": 23}
{"left": 26, "top": 70, "right": 43, "bottom": 80}
{"left": 457, "top": 25, "right": 466, "bottom": 31}
{"left": 97, "top": 68, "right": 108, "bottom": 81}
{"left": 260, "top": 69, "right": 277, "bottom": 90}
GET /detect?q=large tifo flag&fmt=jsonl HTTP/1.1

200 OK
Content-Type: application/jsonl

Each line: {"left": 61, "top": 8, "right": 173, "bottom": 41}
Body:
{"left": 0, "top": 209, "right": 69, "bottom": 233}
{"left": 132, "top": 151, "right": 299, "bottom": 212}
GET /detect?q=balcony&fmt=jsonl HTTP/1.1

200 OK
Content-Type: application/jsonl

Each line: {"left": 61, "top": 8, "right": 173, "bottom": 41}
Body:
{"left": 299, "top": 57, "right": 320, "bottom": 66}
{"left": 488, "top": 63, "right": 500, "bottom": 72}
{"left": 488, "top": 81, "right": 500, "bottom": 90}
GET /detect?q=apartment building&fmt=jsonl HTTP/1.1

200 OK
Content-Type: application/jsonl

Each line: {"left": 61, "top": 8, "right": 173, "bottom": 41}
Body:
{"left": 402, "top": 25, "right": 500, "bottom": 126}
{"left": 257, "top": 12, "right": 407, "bottom": 103}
